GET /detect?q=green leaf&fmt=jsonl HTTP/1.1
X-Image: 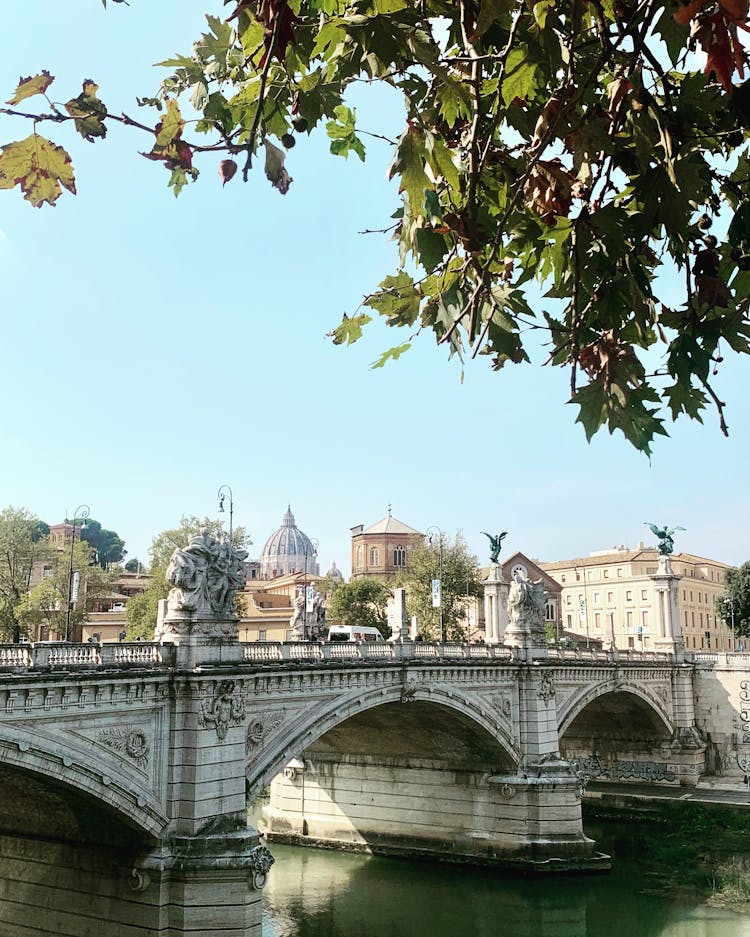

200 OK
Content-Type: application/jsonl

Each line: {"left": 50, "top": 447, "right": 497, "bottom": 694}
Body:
{"left": 326, "top": 105, "right": 366, "bottom": 160}
{"left": 0, "top": 133, "right": 76, "bottom": 207}
{"left": 371, "top": 342, "right": 412, "bottom": 368}
{"left": 502, "top": 47, "right": 540, "bottom": 105}
{"left": 364, "top": 271, "right": 421, "bottom": 326}
{"left": 329, "top": 313, "right": 372, "bottom": 346}
{"left": 416, "top": 227, "right": 450, "bottom": 272}
{"left": 389, "top": 126, "right": 430, "bottom": 215}
{"left": 156, "top": 98, "right": 185, "bottom": 146}
{"left": 664, "top": 382, "right": 707, "bottom": 422}
{"left": 476, "top": 0, "right": 513, "bottom": 37}
{"left": 6, "top": 71, "right": 54, "bottom": 105}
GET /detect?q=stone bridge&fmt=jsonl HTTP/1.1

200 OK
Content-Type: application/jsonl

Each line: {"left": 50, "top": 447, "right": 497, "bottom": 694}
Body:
{"left": 0, "top": 542, "right": 744, "bottom": 937}
{"left": 0, "top": 636, "right": 738, "bottom": 937}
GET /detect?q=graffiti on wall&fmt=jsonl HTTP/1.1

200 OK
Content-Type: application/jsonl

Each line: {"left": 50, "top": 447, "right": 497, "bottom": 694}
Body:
{"left": 571, "top": 756, "right": 676, "bottom": 783}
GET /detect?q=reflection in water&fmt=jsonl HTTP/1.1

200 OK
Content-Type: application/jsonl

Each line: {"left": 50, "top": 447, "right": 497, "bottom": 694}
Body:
{"left": 261, "top": 843, "right": 750, "bottom": 937}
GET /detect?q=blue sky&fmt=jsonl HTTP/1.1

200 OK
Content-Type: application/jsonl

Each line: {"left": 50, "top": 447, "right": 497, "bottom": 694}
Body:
{"left": 1, "top": 2, "right": 748, "bottom": 574}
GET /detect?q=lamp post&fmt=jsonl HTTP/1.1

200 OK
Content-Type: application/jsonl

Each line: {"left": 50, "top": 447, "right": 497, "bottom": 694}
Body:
{"left": 302, "top": 538, "right": 319, "bottom": 640}
{"left": 66, "top": 504, "right": 90, "bottom": 642}
{"left": 724, "top": 597, "right": 736, "bottom": 651}
{"left": 217, "top": 485, "right": 234, "bottom": 543}
{"left": 426, "top": 526, "right": 444, "bottom": 643}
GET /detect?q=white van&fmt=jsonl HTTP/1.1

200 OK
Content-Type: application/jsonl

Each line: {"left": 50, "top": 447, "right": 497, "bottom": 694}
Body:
{"left": 327, "top": 625, "right": 383, "bottom": 643}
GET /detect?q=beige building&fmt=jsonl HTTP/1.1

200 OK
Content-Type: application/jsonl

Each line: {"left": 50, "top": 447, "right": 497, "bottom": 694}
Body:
{"left": 540, "top": 545, "right": 735, "bottom": 652}
{"left": 239, "top": 571, "right": 324, "bottom": 642}
{"left": 351, "top": 510, "right": 423, "bottom": 580}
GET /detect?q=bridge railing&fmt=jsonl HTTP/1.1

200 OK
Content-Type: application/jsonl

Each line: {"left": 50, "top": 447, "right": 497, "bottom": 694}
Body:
{"left": 241, "top": 641, "right": 515, "bottom": 663}
{"left": 545, "top": 646, "right": 674, "bottom": 663}
{"left": 0, "top": 642, "right": 174, "bottom": 672}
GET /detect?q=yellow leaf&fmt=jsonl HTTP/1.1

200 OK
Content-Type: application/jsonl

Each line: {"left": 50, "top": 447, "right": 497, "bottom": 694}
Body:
{"left": 6, "top": 71, "right": 54, "bottom": 106}
{"left": 0, "top": 134, "right": 76, "bottom": 207}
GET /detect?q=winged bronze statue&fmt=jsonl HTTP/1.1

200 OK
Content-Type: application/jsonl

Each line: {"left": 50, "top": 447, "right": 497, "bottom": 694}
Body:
{"left": 644, "top": 523, "right": 686, "bottom": 556}
{"left": 482, "top": 531, "right": 508, "bottom": 564}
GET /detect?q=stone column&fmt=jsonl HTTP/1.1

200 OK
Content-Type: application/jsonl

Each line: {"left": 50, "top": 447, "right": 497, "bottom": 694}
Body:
{"left": 483, "top": 564, "right": 508, "bottom": 644}
{"left": 649, "top": 556, "right": 705, "bottom": 784}
{"left": 650, "top": 555, "right": 684, "bottom": 657}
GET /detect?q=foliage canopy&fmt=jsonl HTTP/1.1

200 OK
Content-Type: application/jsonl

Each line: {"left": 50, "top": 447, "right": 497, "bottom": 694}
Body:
{"left": 717, "top": 560, "right": 750, "bottom": 635}
{"left": 401, "top": 531, "right": 480, "bottom": 641}
{"left": 3, "top": 0, "right": 750, "bottom": 451}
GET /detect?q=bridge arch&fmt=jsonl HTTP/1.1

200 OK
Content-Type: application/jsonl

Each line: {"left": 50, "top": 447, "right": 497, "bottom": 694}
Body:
{"left": 0, "top": 728, "right": 167, "bottom": 840}
{"left": 557, "top": 679, "right": 674, "bottom": 739}
{"left": 246, "top": 683, "right": 519, "bottom": 798}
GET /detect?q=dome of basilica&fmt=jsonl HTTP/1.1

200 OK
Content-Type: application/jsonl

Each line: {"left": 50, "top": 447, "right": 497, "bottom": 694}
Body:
{"left": 259, "top": 506, "right": 319, "bottom": 579}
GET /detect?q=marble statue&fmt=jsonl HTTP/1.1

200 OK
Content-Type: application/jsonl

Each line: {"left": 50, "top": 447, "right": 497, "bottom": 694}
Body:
{"left": 644, "top": 523, "right": 685, "bottom": 556}
{"left": 482, "top": 531, "right": 508, "bottom": 564}
{"left": 166, "top": 529, "right": 248, "bottom": 618}
{"left": 289, "top": 593, "right": 305, "bottom": 634}
{"left": 507, "top": 568, "right": 546, "bottom": 632}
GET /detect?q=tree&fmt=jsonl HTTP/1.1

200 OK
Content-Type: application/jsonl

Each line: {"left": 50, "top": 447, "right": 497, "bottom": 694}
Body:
{"left": 0, "top": 507, "right": 51, "bottom": 641}
{"left": 79, "top": 519, "right": 126, "bottom": 568}
{"left": 126, "top": 516, "right": 249, "bottom": 640}
{"left": 402, "top": 532, "right": 480, "bottom": 642}
{"left": 325, "top": 578, "right": 391, "bottom": 636}
{"left": 16, "top": 540, "right": 118, "bottom": 640}
{"left": 3, "top": 2, "right": 750, "bottom": 452}
{"left": 124, "top": 558, "right": 146, "bottom": 573}
{"left": 717, "top": 562, "right": 750, "bottom": 636}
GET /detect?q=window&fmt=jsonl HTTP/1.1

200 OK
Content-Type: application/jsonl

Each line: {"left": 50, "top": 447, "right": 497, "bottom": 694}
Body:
{"left": 42, "top": 565, "right": 53, "bottom": 579}
{"left": 627, "top": 611, "right": 633, "bottom": 629}
{"left": 626, "top": 590, "right": 632, "bottom": 601}
{"left": 258, "top": 630, "right": 267, "bottom": 642}
{"left": 690, "top": 591, "right": 693, "bottom": 602}
{"left": 545, "top": 600, "right": 555, "bottom": 621}
{"left": 618, "top": 568, "right": 623, "bottom": 578}
{"left": 641, "top": 589, "right": 648, "bottom": 601}
{"left": 370, "top": 547, "right": 380, "bottom": 566}
{"left": 594, "top": 592, "right": 601, "bottom": 604}
{"left": 603, "top": 570, "right": 609, "bottom": 579}
{"left": 561, "top": 574, "right": 566, "bottom": 583}
{"left": 575, "top": 571, "right": 581, "bottom": 581}
{"left": 567, "top": 614, "right": 572, "bottom": 628}
{"left": 566, "top": 594, "right": 572, "bottom": 605}
{"left": 628, "top": 636, "right": 635, "bottom": 649}
{"left": 393, "top": 546, "right": 406, "bottom": 567}
{"left": 595, "top": 612, "right": 601, "bottom": 629}
{"left": 641, "top": 610, "right": 648, "bottom": 630}
{"left": 607, "top": 592, "right": 614, "bottom": 604}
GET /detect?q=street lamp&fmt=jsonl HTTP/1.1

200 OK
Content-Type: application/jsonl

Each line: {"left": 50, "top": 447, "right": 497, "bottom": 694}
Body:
{"left": 217, "top": 485, "right": 234, "bottom": 543}
{"left": 302, "top": 538, "right": 319, "bottom": 640}
{"left": 66, "top": 504, "right": 90, "bottom": 642}
{"left": 724, "top": 597, "right": 736, "bottom": 650}
{"left": 426, "top": 526, "right": 444, "bottom": 643}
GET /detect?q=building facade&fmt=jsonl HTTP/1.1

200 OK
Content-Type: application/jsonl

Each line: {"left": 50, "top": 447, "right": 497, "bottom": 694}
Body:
{"left": 540, "top": 545, "right": 735, "bottom": 651}
{"left": 350, "top": 510, "right": 423, "bottom": 580}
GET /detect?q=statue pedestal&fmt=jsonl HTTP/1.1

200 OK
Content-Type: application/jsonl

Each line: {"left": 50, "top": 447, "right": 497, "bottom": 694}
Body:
{"left": 156, "top": 602, "right": 245, "bottom": 668}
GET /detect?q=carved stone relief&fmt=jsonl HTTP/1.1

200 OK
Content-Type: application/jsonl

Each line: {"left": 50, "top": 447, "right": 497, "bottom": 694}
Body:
{"left": 537, "top": 673, "right": 556, "bottom": 703}
{"left": 248, "top": 844, "right": 275, "bottom": 890}
{"left": 199, "top": 681, "right": 245, "bottom": 739}
{"left": 96, "top": 727, "right": 150, "bottom": 769}
{"left": 246, "top": 711, "right": 285, "bottom": 753}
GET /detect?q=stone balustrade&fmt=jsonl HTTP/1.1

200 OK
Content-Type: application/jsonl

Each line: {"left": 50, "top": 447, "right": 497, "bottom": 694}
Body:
{"left": 0, "top": 641, "right": 174, "bottom": 672}
{"left": 0, "top": 639, "right": 692, "bottom": 673}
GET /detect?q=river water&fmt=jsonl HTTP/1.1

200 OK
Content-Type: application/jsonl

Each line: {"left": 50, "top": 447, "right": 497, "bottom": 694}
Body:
{"left": 260, "top": 825, "right": 750, "bottom": 937}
